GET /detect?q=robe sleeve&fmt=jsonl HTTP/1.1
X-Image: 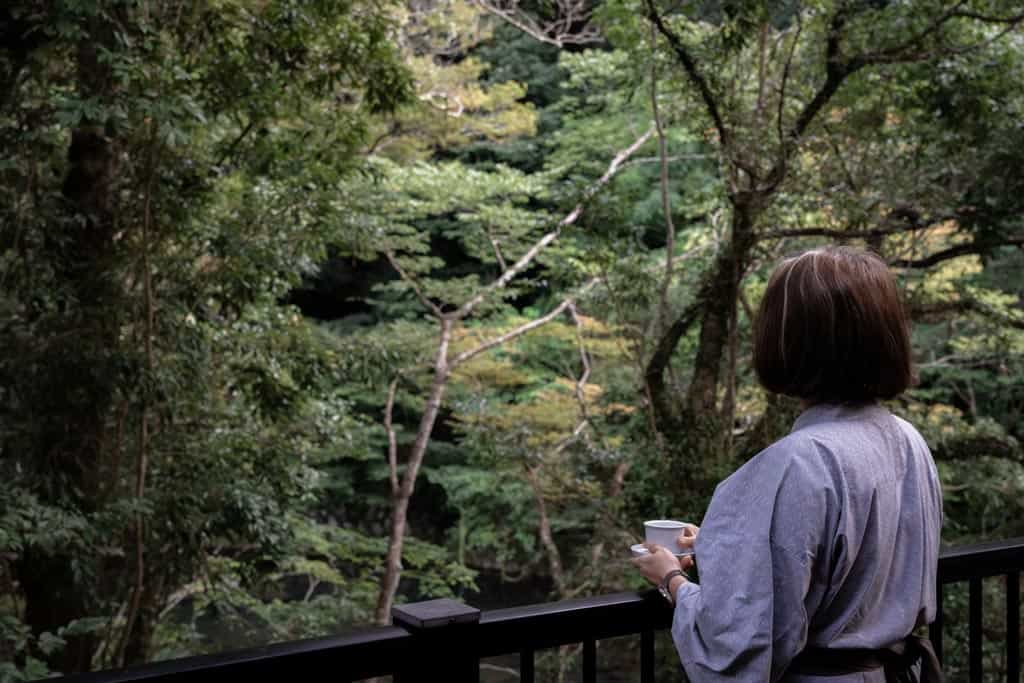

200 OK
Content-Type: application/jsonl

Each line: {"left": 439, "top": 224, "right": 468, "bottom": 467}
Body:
{"left": 670, "top": 435, "right": 834, "bottom": 682}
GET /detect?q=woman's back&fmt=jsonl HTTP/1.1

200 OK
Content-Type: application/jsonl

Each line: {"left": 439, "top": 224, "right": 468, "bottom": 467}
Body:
{"left": 794, "top": 404, "right": 941, "bottom": 651}
{"left": 670, "top": 403, "right": 943, "bottom": 682}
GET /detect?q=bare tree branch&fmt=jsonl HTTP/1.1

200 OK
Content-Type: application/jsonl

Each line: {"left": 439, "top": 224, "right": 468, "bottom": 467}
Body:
{"left": 859, "top": 19, "right": 1024, "bottom": 66}
{"left": 449, "top": 279, "right": 599, "bottom": 369}
{"left": 485, "top": 228, "right": 508, "bottom": 271}
{"left": 523, "top": 463, "right": 567, "bottom": 596}
{"left": 950, "top": 9, "right": 1024, "bottom": 23}
{"left": 890, "top": 236, "right": 1024, "bottom": 269}
{"left": 822, "top": 123, "right": 859, "bottom": 192}
{"left": 567, "top": 303, "right": 593, "bottom": 416}
{"left": 522, "top": 305, "right": 595, "bottom": 600}
{"left": 643, "top": 295, "right": 704, "bottom": 425}
{"left": 763, "top": 7, "right": 861, "bottom": 192}
{"left": 854, "top": 2, "right": 1024, "bottom": 67}
{"left": 908, "top": 296, "right": 1024, "bottom": 330}
{"left": 451, "top": 301, "right": 570, "bottom": 369}
{"left": 375, "top": 319, "right": 454, "bottom": 625}
{"left": 470, "top": 0, "right": 602, "bottom": 47}
{"left": 449, "top": 127, "right": 654, "bottom": 320}
{"left": 759, "top": 213, "right": 957, "bottom": 240}
{"left": 585, "top": 460, "right": 631, "bottom": 581}
{"left": 118, "top": 122, "right": 160, "bottom": 667}
{"left": 620, "top": 153, "right": 710, "bottom": 170}
{"left": 384, "top": 376, "right": 400, "bottom": 497}
{"left": 644, "top": 0, "right": 729, "bottom": 150}
{"left": 860, "top": 0, "right": 970, "bottom": 64}
{"left": 777, "top": 13, "right": 804, "bottom": 151}
{"left": 650, "top": 23, "right": 677, "bottom": 335}
{"left": 376, "top": 128, "right": 655, "bottom": 623}
{"left": 384, "top": 250, "right": 444, "bottom": 318}
{"left": 757, "top": 21, "right": 769, "bottom": 119}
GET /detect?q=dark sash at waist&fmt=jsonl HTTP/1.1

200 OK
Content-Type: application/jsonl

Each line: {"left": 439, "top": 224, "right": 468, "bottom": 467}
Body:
{"left": 789, "top": 635, "right": 944, "bottom": 682}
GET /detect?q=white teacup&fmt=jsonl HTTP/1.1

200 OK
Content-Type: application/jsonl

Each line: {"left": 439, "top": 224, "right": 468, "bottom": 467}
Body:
{"left": 644, "top": 519, "right": 695, "bottom": 557}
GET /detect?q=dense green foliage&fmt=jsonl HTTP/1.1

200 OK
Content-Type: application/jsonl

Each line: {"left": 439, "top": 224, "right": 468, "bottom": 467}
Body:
{"left": 2, "top": 0, "right": 1023, "bottom": 680}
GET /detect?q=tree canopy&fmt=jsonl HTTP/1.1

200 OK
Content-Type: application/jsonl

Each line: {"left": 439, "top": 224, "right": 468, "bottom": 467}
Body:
{"left": 2, "top": 0, "right": 1023, "bottom": 680}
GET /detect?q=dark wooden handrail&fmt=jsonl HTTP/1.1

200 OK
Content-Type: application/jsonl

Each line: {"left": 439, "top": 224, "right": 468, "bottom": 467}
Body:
{"left": 937, "top": 537, "right": 1024, "bottom": 583}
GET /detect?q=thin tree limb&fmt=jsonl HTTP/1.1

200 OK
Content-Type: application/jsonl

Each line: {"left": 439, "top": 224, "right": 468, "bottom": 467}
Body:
{"left": 763, "top": 7, "right": 861, "bottom": 192}
{"left": 384, "top": 250, "right": 444, "bottom": 318}
{"left": 859, "top": 19, "right": 1024, "bottom": 66}
{"left": 117, "top": 120, "right": 159, "bottom": 667}
{"left": 757, "top": 21, "right": 769, "bottom": 119}
{"left": 643, "top": 295, "right": 704, "bottom": 425}
{"left": 777, "top": 12, "right": 804, "bottom": 151}
{"left": 375, "top": 129, "right": 655, "bottom": 624}
{"left": 619, "top": 153, "right": 710, "bottom": 170}
{"left": 449, "top": 279, "right": 599, "bottom": 369}
{"left": 375, "top": 319, "right": 453, "bottom": 625}
{"left": 449, "top": 129, "right": 653, "bottom": 320}
{"left": 216, "top": 118, "right": 256, "bottom": 167}
{"left": 567, "top": 303, "right": 592, "bottom": 418}
{"left": 384, "top": 376, "right": 400, "bottom": 497}
{"left": 650, "top": 23, "right": 677, "bottom": 336}
{"left": 469, "top": 0, "right": 602, "bottom": 47}
{"left": 822, "top": 123, "right": 859, "bottom": 192}
{"left": 759, "top": 216, "right": 955, "bottom": 240}
{"left": 485, "top": 228, "right": 508, "bottom": 270}
{"left": 524, "top": 463, "right": 567, "bottom": 596}
{"left": 644, "top": 0, "right": 729, "bottom": 150}
{"left": 890, "top": 236, "right": 1024, "bottom": 269}
{"left": 854, "top": 2, "right": 1024, "bottom": 66}
{"left": 908, "top": 297, "right": 1024, "bottom": 330}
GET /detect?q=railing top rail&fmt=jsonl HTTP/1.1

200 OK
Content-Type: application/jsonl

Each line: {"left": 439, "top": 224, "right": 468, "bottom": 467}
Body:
{"left": 476, "top": 591, "right": 672, "bottom": 657}
{"left": 60, "top": 537, "right": 1024, "bottom": 683}
{"left": 938, "top": 536, "right": 1024, "bottom": 584}
{"left": 63, "top": 626, "right": 412, "bottom": 683}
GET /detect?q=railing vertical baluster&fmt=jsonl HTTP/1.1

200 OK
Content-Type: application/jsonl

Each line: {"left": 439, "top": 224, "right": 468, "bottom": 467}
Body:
{"left": 640, "top": 629, "right": 655, "bottom": 683}
{"left": 969, "top": 577, "right": 983, "bottom": 683}
{"left": 931, "top": 580, "right": 944, "bottom": 665}
{"left": 520, "top": 649, "right": 535, "bottom": 683}
{"left": 582, "top": 639, "right": 597, "bottom": 683}
{"left": 1008, "top": 572, "right": 1020, "bottom": 683}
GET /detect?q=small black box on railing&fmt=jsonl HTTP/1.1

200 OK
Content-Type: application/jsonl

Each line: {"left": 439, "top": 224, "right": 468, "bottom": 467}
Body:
{"left": 391, "top": 598, "right": 481, "bottom": 630}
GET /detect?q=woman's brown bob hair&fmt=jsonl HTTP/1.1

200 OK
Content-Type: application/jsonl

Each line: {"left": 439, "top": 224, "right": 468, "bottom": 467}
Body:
{"left": 753, "top": 246, "right": 914, "bottom": 404}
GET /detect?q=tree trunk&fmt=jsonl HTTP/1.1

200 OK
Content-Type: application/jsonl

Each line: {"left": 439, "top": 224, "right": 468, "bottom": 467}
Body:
{"left": 685, "top": 201, "right": 758, "bottom": 421}
{"left": 20, "top": 22, "right": 122, "bottom": 673}
{"left": 641, "top": 197, "right": 762, "bottom": 515}
{"left": 122, "top": 572, "right": 165, "bottom": 667}
{"left": 374, "top": 319, "right": 453, "bottom": 625}
{"left": 524, "top": 464, "right": 568, "bottom": 597}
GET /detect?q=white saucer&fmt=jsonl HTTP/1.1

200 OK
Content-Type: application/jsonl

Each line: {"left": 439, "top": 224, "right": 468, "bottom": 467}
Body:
{"left": 630, "top": 543, "right": 693, "bottom": 558}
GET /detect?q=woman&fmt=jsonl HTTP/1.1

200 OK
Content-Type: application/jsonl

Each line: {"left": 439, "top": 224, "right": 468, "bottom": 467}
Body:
{"left": 634, "top": 246, "right": 943, "bottom": 682}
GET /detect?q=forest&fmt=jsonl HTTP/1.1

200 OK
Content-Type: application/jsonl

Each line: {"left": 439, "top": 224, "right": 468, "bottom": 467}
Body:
{"left": 1, "top": 0, "right": 1023, "bottom": 680}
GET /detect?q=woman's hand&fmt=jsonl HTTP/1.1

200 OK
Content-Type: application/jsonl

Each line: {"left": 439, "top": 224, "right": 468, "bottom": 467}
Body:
{"left": 633, "top": 544, "right": 687, "bottom": 586}
{"left": 677, "top": 523, "right": 699, "bottom": 560}
{"left": 632, "top": 524, "right": 700, "bottom": 587}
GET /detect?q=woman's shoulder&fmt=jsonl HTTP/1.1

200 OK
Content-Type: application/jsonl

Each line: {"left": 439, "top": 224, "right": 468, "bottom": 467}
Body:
{"left": 728, "top": 430, "right": 835, "bottom": 491}
{"left": 889, "top": 413, "right": 931, "bottom": 451}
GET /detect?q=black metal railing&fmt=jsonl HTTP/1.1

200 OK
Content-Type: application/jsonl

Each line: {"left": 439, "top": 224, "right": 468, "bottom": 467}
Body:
{"left": 931, "top": 538, "right": 1023, "bottom": 683}
{"left": 66, "top": 538, "right": 1024, "bottom": 683}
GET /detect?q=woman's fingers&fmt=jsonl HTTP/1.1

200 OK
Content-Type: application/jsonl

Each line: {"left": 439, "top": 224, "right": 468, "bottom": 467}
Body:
{"left": 677, "top": 524, "right": 699, "bottom": 550}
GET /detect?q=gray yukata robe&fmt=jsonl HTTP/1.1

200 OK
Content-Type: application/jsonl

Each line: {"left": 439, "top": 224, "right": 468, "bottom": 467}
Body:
{"left": 671, "top": 403, "right": 943, "bottom": 682}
